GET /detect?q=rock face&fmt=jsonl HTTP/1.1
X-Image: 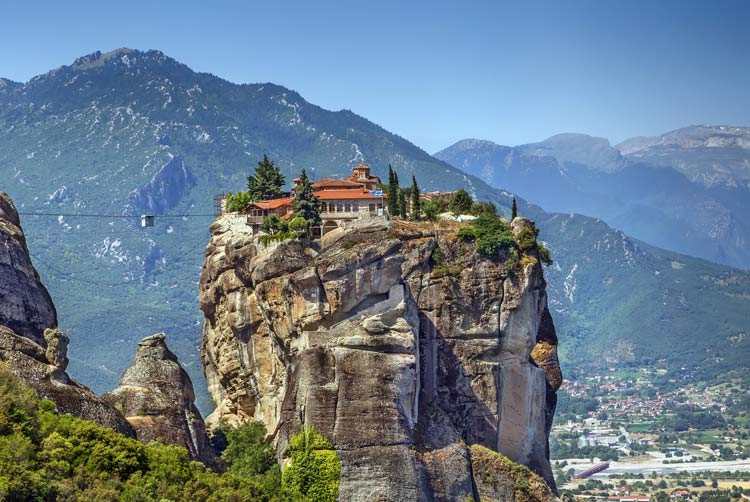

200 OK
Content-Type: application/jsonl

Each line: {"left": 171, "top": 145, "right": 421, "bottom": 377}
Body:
{"left": 200, "top": 215, "right": 562, "bottom": 499}
{"left": 0, "top": 192, "right": 134, "bottom": 436}
{"left": 104, "top": 333, "right": 213, "bottom": 461}
{"left": 0, "top": 192, "right": 57, "bottom": 345}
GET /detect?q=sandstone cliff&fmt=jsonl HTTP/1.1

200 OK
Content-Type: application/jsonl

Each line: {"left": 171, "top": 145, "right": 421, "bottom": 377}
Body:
{"left": 104, "top": 333, "right": 213, "bottom": 461}
{"left": 200, "top": 215, "right": 562, "bottom": 500}
{"left": 0, "top": 192, "right": 134, "bottom": 435}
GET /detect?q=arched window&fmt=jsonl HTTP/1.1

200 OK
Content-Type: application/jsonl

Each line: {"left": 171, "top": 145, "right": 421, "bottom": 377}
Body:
{"left": 353, "top": 201, "right": 359, "bottom": 212}
{"left": 337, "top": 202, "right": 344, "bottom": 212}
{"left": 345, "top": 202, "right": 351, "bottom": 212}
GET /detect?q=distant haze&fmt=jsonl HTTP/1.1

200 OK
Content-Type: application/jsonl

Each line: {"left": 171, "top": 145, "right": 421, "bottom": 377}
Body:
{"left": 1, "top": 0, "right": 749, "bottom": 152}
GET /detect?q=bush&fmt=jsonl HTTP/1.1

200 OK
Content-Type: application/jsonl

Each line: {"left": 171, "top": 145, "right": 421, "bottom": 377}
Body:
{"left": 222, "top": 421, "right": 277, "bottom": 478}
{"left": 449, "top": 189, "right": 474, "bottom": 215}
{"left": 422, "top": 201, "right": 440, "bottom": 221}
{"left": 538, "top": 243, "right": 553, "bottom": 265}
{"left": 289, "top": 217, "right": 307, "bottom": 232}
{"left": 226, "top": 192, "right": 253, "bottom": 212}
{"left": 0, "top": 362, "right": 290, "bottom": 501}
{"left": 282, "top": 426, "right": 340, "bottom": 502}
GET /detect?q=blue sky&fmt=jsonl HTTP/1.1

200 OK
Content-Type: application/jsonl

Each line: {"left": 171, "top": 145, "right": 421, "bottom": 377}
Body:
{"left": 2, "top": 0, "right": 749, "bottom": 152}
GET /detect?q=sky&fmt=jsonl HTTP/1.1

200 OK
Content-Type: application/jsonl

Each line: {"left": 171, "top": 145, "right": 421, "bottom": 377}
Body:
{"left": 2, "top": 0, "right": 749, "bottom": 153}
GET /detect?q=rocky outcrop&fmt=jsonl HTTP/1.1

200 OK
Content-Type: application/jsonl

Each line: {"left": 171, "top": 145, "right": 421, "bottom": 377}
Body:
{"left": 129, "top": 155, "right": 196, "bottom": 214}
{"left": 0, "top": 192, "right": 57, "bottom": 345}
{"left": 104, "top": 333, "right": 213, "bottom": 461}
{"left": 0, "top": 326, "right": 135, "bottom": 436}
{"left": 200, "top": 215, "right": 562, "bottom": 499}
{"left": 0, "top": 192, "right": 134, "bottom": 436}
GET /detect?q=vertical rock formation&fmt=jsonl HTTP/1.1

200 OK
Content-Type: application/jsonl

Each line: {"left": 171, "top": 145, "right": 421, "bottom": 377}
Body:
{"left": 0, "top": 192, "right": 57, "bottom": 344}
{"left": 104, "top": 333, "right": 213, "bottom": 461}
{"left": 0, "top": 192, "right": 134, "bottom": 436}
{"left": 200, "top": 215, "right": 563, "bottom": 500}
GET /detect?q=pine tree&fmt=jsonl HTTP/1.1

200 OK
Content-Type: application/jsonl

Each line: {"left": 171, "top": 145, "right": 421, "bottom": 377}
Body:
{"left": 387, "top": 164, "right": 399, "bottom": 216}
{"left": 247, "top": 154, "right": 286, "bottom": 201}
{"left": 511, "top": 197, "right": 518, "bottom": 219}
{"left": 292, "top": 169, "right": 321, "bottom": 228}
{"left": 410, "top": 175, "right": 421, "bottom": 220}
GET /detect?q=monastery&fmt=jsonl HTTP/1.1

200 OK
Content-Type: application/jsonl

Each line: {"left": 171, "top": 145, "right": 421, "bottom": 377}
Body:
{"left": 245, "top": 164, "right": 386, "bottom": 236}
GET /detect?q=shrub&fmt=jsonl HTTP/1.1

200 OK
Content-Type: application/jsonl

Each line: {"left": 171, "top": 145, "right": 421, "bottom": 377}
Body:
{"left": 289, "top": 217, "right": 307, "bottom": 232}
{"left": 423, "top": 201, "right": 440, "bottom": 221}
{"left": 226, "top": 192, "right": 253, "bottom": 212}
{"left": 222, "top": 421, "right": 277, "bottom": 478}
{"left": 282, "top": 426, "right": 340, "bottom": 502}
{"left": 449, "top": 189, "right": 474, "bottom": 215}
{"left": 261, "top": 214, "right": 283, "bottom": 234}
{"left": 538, "top": 243, "right": 553, "bottom": 265}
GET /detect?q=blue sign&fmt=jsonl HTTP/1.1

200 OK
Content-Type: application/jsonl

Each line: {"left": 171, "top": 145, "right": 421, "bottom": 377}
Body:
{"left": 370, "top": 189, "right": 383, "bottom": 197}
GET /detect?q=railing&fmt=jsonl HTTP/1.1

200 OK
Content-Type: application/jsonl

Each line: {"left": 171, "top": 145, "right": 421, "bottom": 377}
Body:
{"left": 246, "top": 215, "right": 264, "bottom": 225}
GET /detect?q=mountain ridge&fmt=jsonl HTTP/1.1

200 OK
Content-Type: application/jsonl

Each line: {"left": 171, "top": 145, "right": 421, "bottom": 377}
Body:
{"left": 1, "top": 48, "right": 748, "bottom": 405}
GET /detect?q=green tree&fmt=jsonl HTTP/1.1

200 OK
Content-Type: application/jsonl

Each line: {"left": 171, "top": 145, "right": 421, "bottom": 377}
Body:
{"left": 512, "top": 197, "right": 518, "bottom": 219}
{"left": 261, "top": 214, "right": 282, "bottom": 235}
{"left": 449, "top": 189, "right": 473, "bottom": 215}
{"left": 292, "top": 169, "right": 321, "bottom": 227}
{"left": 398, "top": 188, "right": 407, "bottom": 218}
{"left": 387, "top": 165, "right": 399, "bottom": 216}
{"left": 423, "top": 200, "right": 439, "bottom": 221}
{"left": 221, "top": 421, "right": 277, "bottom": 478}
{"left": 410, "top": 175, "right": 421, "bottom": 220}
{"left": 226, "top": 191, "right": 254, "bottom": 212}
{"left": 247, "top": 154, "right": 286, "bottom": 202}
{"left": 282, "top": 426, "right": 340, "bottom": 502}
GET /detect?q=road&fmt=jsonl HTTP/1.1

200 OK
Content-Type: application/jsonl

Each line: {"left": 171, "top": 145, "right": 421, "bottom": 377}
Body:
{"left": 580, "top": 459, "right": 750, "bottom": 477}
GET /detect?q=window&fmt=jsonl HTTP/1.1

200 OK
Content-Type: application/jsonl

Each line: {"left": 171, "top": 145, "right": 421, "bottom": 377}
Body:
{"left": 337, "top": 202, "right": 343, "bottom": 212}
{"left": 369, "top": 204, "right": 375, "bottom": 212}
{"left": 345, "top": 202, "right": 351, "bottom": 212}
{"left": 353, "top": 202, "right": 359, "bottom": 211}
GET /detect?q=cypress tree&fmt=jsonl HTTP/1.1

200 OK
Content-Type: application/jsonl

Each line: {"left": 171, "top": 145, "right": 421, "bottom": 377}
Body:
{"left": 387, "top": 164, "right": 399, "bottom": 216}
{"left": 398, "top": 188, "right": 407, "bottom": 218}
{"left": 292, "top": 169, "right": 321, "bottom": 228}
{"left": 511, "top": 197, "right": 518, "bottom": 219}
{"left": 410, "top": 175, "right": 421, "bottom": 220}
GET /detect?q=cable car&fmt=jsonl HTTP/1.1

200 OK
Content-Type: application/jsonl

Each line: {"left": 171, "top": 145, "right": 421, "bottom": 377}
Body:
{"left": 141, "top": 215, "right": 155, "bottom": 227}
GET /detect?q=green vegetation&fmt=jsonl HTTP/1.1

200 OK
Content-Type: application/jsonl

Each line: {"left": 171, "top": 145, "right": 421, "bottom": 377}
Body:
{"left": 470, "top": 444, "right": 551, "bottom": 502}
{"left": 247, "top": 154, "right": 286, "bottom": 202}
{"left": 457, "top": 215, "right": 516, "bottom": 261}
{"left": 282, "top": 426, "right": 340, "bottom": 502}
{"left": 292, "top": 169, "right": 321, "bottom": 228}
{"left": 387, "top": 165, "right": 400, "bottom": 217}
{"left": 449, "top": 189, "right": 473, "bottom": 215}
{"left": 225, "top": 191, "right": 253, "bottom": 212}
{"left": 410, "top": 174, "right": 421, "bottom": 220}
{"left": 0, "top": 362, "right": 343, "bottom": 501}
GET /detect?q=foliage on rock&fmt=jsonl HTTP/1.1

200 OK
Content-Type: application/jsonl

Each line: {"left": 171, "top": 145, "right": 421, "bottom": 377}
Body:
{"left": 282, "top": 426, "right": 340, "bottom": 502}
{"left": 0, "top": 362, "right": 291, "bottom": 501}
{"left": 470, "top": 444, "right": 553, "bottom": 502}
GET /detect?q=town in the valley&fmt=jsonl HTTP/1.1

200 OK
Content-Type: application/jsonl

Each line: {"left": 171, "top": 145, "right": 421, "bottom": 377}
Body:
{"left": 551, "top": 364, "right": 750, "bottom": 501}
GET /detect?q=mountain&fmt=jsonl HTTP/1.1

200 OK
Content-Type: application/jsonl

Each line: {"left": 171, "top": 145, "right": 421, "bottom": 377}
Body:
{"left": 0, "top": 48, "right": 501, "bottom": 405}
{"left": 618, "top": 125, "right": 750, "bottom": 189}
{"left": 1, "top": 49, "right": 748, "bottom": 405}
{"left": 436, "top": 131, "right": 750, "bottom": 269}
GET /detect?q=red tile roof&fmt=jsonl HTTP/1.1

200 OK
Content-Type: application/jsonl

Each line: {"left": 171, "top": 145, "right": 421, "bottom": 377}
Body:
{"left": 314, "top": 189, "right": 385, "bottom": 200}
{"left": 249, "top": 197, "right": 293, "bottom": 210}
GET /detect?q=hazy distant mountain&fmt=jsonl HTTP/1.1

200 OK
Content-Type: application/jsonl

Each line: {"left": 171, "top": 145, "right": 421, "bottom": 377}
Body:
{"left": 618, "top": 125, "right": 750, "bottom": 189}
{"left": 1, "top": 49, "right": 747, "bottom": 403}
{"left": 436, "top": 131, "right": 750, "bottom": 269}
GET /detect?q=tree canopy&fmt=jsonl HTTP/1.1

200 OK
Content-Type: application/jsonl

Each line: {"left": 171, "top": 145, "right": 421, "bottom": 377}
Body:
{"left": 247, "top": 154, "right": 286, "bottom": 202}
{"left": 292, "top": 169, "right": 321, "bottom": 227}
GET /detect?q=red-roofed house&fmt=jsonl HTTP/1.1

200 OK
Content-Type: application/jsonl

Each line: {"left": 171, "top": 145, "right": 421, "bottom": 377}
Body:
{"left": 246, "top": 165, "right": 386, "bottom": 236}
